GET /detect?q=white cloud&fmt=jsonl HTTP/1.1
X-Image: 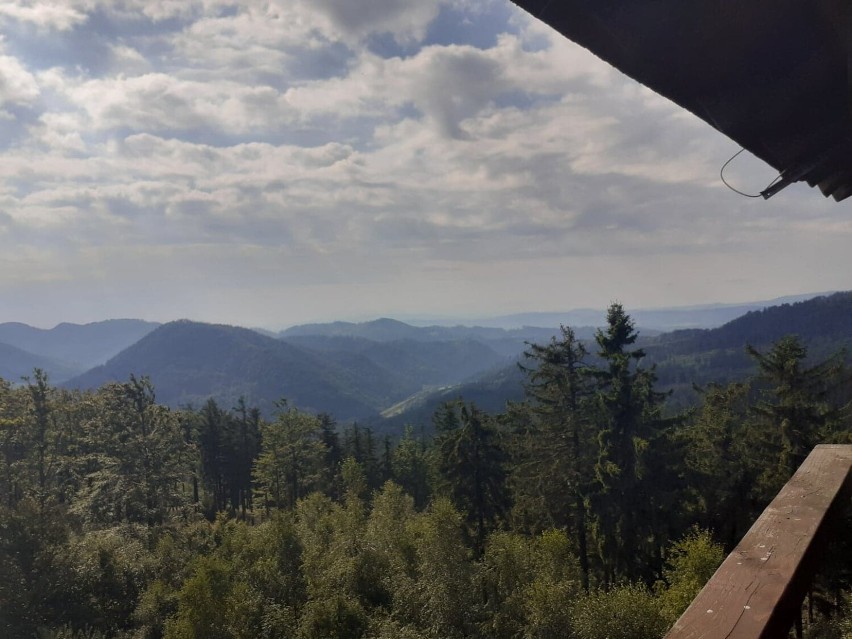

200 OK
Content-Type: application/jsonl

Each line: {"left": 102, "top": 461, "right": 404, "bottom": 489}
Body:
{"left": 27, "top": 112, "right": 87, "bottom": 153}
{"left": 0, "top": 0, "right": 847, "bottom": 327}
{"left": 0, "top": 2, "right": 88, "bottom": 31}
{"left": 59, "top": 72, "right": 298, "bottom": 134}
{"left": 0, "top": 53, "right": 40, "bottom": 108}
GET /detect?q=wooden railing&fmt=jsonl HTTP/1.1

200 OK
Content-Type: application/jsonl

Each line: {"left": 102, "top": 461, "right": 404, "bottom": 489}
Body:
{"left": 665, "top": 444, "right": 852, "bottom": 639}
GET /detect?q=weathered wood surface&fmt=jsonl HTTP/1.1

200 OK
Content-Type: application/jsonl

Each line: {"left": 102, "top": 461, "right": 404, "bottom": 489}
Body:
{"left": 665, "top": 444, "right": 852, "bottom": 639}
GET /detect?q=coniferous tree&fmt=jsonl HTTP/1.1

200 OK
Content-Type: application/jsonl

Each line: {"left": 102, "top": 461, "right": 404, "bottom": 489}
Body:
{"left": 516, "top": 326, "right": 595, "bottom": 590}
{"left": 682, "top": 382, "right": 757, "bottom": 548}
{"left": 434, "top": 401, "right": 508, "bottom": 554}
{"left": 590, "top": 304, "right": 670, "bottom": 583}
{"left": 198, "top": 399, "right": 229, "bottom": 515}
{"left": 747, "top": 335, "right": 849, "bottom": 486}
{"left": 391, "top": 426, "right": 432, "bottom": 509}
{"left": 231, "top": 397, "right": 261, "bottom": 516}
{"left": 254, "top": 403, "right": 326, "bottom": 512}
{"left": 74, "top": 377, "right": 190, "bottom": 526}
{"left": 318, "top": 413, "right": 343, "bottom": 499}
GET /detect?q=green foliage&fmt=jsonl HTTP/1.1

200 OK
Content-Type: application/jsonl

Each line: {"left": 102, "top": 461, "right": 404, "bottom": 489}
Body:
{"left": 523, "top": 578, "right": 577, "bottom": 639}
{"left": 480, "top": 529, "right": 580, "bottom": 639}
{"left": 391, "top": 425, "right": 432, "bottom": 509}
{"left": 164, "top": 556, "right": 234, "bottom": 639}
{"left": 298, "top": 596, "right": 368, "bottom": 639}
{"left": 3, "top": 308, "right": 852, "bottom": 639}
{"left": 513, "top": 325, "right": 595, "bottom": 587}
{"left": 409, "top": 497, "right": 479, "bottom": 638}
{"left": 589, "top": 304, "right": 676, "bottom": 583}
{"left": 53, "top": 526, "right": 157, "bottom": 636}
{"left": 570, "top": 584, "right": 667, "bottom": 639}
{"left": 656, "top": 528, "right": 724, "bottom": 624}
{"left": 72, "top": 377, "right": 192, "bottom": 526}
{"left": 196, "top": 398, "right": 261, "bottom": 517}
{"left": 434, "top": 401, "right": 508, "bottom": 553}
{"left": 748, "top": 336, "right": 849, "bottom": 489}
{"left": 680, "top": 382, "right": 755, "bottom": 547}
{"left": 254, "top": 405, "right": 326, "bottom": 511}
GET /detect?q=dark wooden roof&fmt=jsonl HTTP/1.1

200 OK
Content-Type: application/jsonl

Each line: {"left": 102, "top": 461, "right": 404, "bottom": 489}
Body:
{"left": 511, "top": 1, "right": 852, "bottom": 201}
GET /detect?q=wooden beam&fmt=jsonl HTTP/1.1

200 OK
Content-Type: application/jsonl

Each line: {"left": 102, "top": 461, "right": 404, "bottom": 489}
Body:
{"left": 665, "top": 444, "right": 852, "bottom": 639}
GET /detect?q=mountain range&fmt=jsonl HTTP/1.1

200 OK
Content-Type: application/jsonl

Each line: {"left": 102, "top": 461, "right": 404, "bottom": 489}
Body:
{"left": 0, "top": 319, "right": 159, "bottom": 383}
{"left": 1, "top": 291, "right": 849, "bottom": 430}
{"left": 67, "top": 321, "right": 514, "bottom": 420}
{"left": 372, "top": 291, "right": 852, "bottom": 430}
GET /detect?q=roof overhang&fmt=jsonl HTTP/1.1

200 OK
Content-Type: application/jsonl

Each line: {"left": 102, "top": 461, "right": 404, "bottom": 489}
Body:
{"left": 511, "top": 0, "right": 852, "bottom": 201}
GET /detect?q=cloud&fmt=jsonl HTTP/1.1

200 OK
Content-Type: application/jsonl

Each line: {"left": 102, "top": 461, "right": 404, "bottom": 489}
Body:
{"left": 56, "top": 72, "right": 297, "bottom": 135}
{"left": 0, "top": 53, "right": 40, "bottom": 110}
{"left": 307, "top": 0, "right": 442, "bottom": 44}
{"left": 0, "top": 0, "right": 847, "bottom": 327}
{"left": 0, "top": 2, "right": 88, "bottom": 31}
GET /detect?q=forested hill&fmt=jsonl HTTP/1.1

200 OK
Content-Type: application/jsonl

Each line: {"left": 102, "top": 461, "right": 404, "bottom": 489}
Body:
{"left": 281, "top": 335, "right": 506, "bottom": 387}
{"left": 378, "top": 292, "right": 852, "bottom": 428}
{"left": 644, "top": 291, "right": 852, "bottom": 402}
{"left": 648, "top": 291, "right": 852, "bottom": 356}
{"left": 280, "top": 317, "right": 594, "bottom": 352}
{"left": 65, "top": 321, "right": 512, "bottom": 421}
{"left": 67, "top": 321, "right": 401, "bottom": 419}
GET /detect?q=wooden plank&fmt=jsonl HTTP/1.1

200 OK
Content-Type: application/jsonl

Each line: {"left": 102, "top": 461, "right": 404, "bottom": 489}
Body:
{"left": 665, "top": 444, "right": 852, "bottom": 639}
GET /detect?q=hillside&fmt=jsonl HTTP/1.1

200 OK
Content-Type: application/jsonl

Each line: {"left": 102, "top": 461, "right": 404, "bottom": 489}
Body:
{"left": 377, "top": 292, "right": 852, "bottom": 429}
{"left": 644, "top": 291, "right": 852, "bottom": 405}
{"left": 66, "top": 321, "right": 416, "bottom": 420}
{"left": 370, "top": 362, "right": 526, "bottom": 434}
{"left": 65, "top": 321, "right": 517, "bottom": 421}
{"left": 0, "top": 319, "right": 160, "bottom": 371}
{"left": 281, "top": 335, "right": 508, "bottom": 387}
{"left": 281, "top": 318, "right": 595, "bottom": 358}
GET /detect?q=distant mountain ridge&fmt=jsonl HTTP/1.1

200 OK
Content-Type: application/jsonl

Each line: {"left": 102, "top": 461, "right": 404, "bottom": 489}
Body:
{"left": 0, "top": 342, "right": 79, "bottom": 384}
{"left": 280, "top": 318, "right": 598, "bottom": 358}
{"left": 403, "top": 292, "right": 832, "bottom": 331}
{"left": 646, "top": 291, "right": 852, "bottom": 355}
{"left": 67, "top": 321, "right": 393, "bottom": 420}
{"left": 0, "top": 319, "right": 160, "bottom": 372}
{"left": 5, "top": 290, "right": 848, "bottom": 430}
{"left": 65, "top": 320, "right": 513, "bottom": 421}
{"left": 374, "top": 291, "right": 852, "bottom": 430}
{"left": 280, "top": 317, "right": 576, "bottom": 344}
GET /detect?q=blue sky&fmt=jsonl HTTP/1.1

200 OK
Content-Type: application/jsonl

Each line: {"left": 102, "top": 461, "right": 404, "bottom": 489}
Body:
{"left": 0, "top": 0, "right": 847, "bottom": 328}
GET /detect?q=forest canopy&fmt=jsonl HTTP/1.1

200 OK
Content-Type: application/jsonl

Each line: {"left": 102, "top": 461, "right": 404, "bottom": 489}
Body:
{"left": 1, "top": 305, "right": 851, "bottom": 639}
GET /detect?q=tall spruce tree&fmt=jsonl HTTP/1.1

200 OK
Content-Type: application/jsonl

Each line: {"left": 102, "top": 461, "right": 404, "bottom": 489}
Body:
{"left": 747, "top": 335, "right": 849, "bottom": 489}
{"left": 682, "top": 382, "right": 759, "bottom": 548}
{"left": 434, "top": 401, "right": 508, "bottom": 554}
{"left": 590, "top": 304, "right": 670, "bottom": 583}
{"left": 516, "top": 325, "right": 595, "bottom": 590}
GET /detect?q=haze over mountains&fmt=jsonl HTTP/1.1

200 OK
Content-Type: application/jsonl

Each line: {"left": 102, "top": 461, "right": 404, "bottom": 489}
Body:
{"left": 1, "top": 292, "right": 849, "bottom": 429}
{"left": 0, "top": 319, "right": 160, "bottom": 383}
{"left": 403, "top": 292, "right": 830, "bottom": 331}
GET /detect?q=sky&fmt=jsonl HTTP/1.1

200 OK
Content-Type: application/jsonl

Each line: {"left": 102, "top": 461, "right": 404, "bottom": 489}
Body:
{"left": 0, "top": 0, "right": 849, "bottom": 329}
